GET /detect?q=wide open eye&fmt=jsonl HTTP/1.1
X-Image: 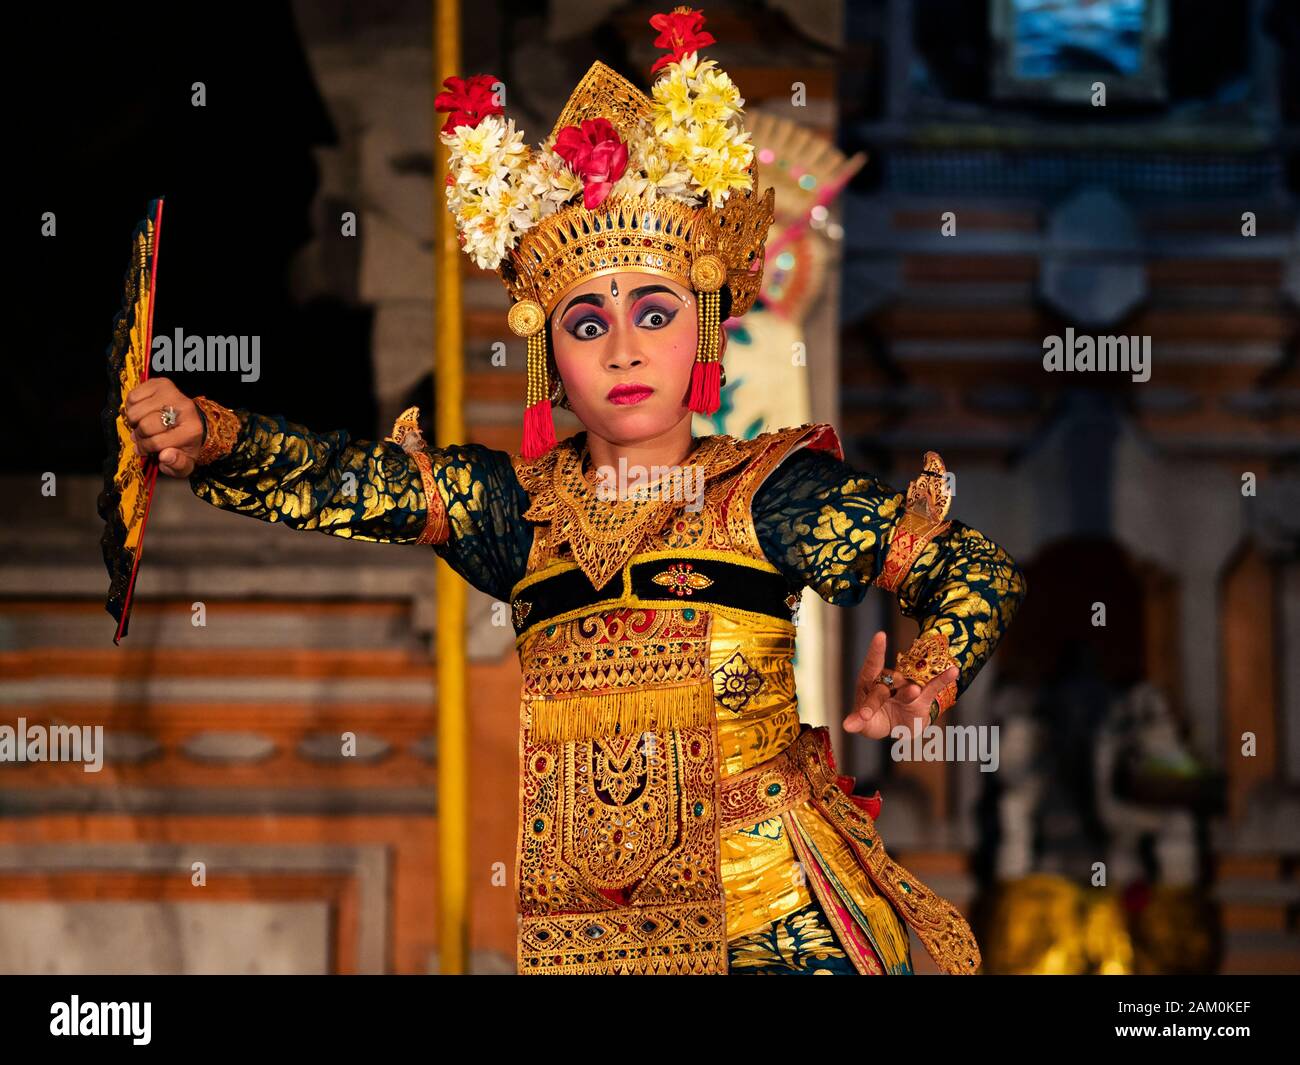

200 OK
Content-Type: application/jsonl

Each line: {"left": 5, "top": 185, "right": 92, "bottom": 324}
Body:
{"left": 568, "top": 315, "right": 608, "bottom": 341}
{"left": 635, "top": 305, "right": 677, "bottom": 329}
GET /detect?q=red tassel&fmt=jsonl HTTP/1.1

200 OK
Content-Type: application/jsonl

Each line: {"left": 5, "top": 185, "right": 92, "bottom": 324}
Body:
{"left": 687, "top": 360, "right": 721, "bottom": 415}
{"left": 521, "top": 398, "right": 557, "bottom": 461}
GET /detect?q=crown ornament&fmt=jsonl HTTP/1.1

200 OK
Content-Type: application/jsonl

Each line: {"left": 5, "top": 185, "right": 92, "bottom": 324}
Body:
{"left": 436, "top": 7, "right": 775, "bottom": 459}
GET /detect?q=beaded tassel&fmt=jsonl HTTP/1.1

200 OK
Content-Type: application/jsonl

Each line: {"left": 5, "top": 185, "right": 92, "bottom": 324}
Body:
{"left": 521, "top": 329, "right": 557, "bottom": 460}
{"left": 686, "top": 289, "right": 722, "bottom": 414}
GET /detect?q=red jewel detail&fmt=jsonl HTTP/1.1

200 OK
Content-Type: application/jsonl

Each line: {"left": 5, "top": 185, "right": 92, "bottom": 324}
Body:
{"left": 596, "top": 239, "right": 606, "bottom": 248}
{"left": 612, "top": 830, "right": 623, "bottom": 844}
{"left": 642, "top": 237, "right": 653, "bottom": 245}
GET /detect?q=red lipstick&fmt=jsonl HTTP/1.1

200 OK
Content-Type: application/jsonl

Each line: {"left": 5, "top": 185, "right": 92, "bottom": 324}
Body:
{"left": 607, "top": 383, "right": 655, "bottom": 405}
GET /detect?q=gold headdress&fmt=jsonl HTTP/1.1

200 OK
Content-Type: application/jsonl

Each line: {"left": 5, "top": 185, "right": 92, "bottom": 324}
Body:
{"left": 436, "top": 6, "right": 775, "bottom": 458}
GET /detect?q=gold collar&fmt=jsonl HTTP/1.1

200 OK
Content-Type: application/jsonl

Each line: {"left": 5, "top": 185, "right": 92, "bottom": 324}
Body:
{"left": 515, "top": 433, "right": 751, "bottom": 590}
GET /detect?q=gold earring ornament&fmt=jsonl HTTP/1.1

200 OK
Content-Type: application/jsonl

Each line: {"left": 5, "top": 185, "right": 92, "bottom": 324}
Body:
{"left": 510, "top": 298, "right": 557, "bottom": 460}
{"left": 508, "top": 299, "right": 545, "bottom": 338}
{"left": 689, "top": 253, "right": 725, "bottom": 293}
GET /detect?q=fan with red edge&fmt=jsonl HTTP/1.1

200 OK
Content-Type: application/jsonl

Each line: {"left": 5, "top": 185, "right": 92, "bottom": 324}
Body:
{"left": 98, "top": 197, "right": 165, "bottom": 644}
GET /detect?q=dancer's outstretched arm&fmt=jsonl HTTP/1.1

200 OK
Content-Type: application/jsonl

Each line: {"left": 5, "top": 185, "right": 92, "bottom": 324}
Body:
{"left": 124, "top": 377, "right": 531, "bottom": 600}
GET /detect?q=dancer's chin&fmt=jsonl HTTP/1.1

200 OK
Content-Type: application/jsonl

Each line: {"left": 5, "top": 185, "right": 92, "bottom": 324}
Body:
{"left": 582, "top": 405, "right": 690, "bottom": 447}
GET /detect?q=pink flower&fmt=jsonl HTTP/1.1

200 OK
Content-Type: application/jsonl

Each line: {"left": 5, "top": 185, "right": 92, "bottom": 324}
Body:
{"left": 434, "top": 74, "right": 503, "bottom": 133}
{"left": 649, "top": 6, "right": 716, "bottom": 73}
{"left": 552, "top": 118, "right": 629, "bottom": 209}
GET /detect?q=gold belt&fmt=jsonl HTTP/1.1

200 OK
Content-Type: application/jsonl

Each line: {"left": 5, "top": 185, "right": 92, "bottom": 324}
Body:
{"left": 718, "top": 732, "right": 812, "bottom": 831}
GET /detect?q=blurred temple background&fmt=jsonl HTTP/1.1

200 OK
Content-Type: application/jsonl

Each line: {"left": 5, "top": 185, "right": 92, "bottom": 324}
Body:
{"left": 4, "top": 0, "right": 1297, "bottom": 973}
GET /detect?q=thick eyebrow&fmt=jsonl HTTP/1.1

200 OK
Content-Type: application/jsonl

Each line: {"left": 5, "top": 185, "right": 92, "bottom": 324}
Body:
{"left": 627, "top": 284, "right": 682, "bottom": 304}
{"left": 560, "top": 292, "right": 604, "bottom": 317}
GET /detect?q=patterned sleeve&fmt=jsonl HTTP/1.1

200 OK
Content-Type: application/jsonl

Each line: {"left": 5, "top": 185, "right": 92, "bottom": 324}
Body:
{"left": 187, "top": 403, "right": 532, "bottom": 602}
{"left": 752, "top": 447, "right": 1026, "bottom": 720}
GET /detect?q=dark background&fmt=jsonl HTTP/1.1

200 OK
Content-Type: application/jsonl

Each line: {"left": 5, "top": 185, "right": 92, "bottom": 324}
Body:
{"left": 18, "top": 4, "right": 374, "bottom": 474}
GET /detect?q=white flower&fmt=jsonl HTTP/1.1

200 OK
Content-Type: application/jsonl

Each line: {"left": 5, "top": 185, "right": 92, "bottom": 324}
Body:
{"left": 672, "top": 51, "right": 717, "bottom": 83}
{"left": 520, "top": 143, "right": 583, "bottom": 217}
{"left": 459, "top": 194, "right": 515, "bottom": 269}
{"left": 439, "top": 115, "right": 538, "bottom": 268}
{"left": 615, "top": 134, "right": 694, "bottom": 203}
{"left": 439, "top": 119, "right": 538, "bottom": 268}
{"left": 443, "top": 115, "right": 529, "bottom": 199}
{"left": 442, "top": 116, "right": 503, "bottom": 162}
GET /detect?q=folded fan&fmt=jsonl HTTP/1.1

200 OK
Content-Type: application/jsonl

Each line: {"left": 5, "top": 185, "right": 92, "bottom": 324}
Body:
{"left": 98, "top": 197, "right": 164, "bottom": 644}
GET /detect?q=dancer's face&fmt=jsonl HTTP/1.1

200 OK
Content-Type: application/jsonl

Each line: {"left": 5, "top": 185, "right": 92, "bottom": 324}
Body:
{"left": 550, "top": 271, "right": 721, "bottom": 445}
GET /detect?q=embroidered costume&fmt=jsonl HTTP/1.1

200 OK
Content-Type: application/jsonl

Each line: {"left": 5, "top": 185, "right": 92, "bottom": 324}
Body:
{"left": 185, "top": 8, "right": 1025, "bottom": 974}
{"left": 189, "top": 411, "right": 1024, "bottom": 974}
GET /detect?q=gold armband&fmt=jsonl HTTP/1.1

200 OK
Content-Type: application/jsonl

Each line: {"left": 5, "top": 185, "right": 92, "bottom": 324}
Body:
{"left": 896, "top": 630, "right": 959, "bottom": 722}
{"left": 876, "top": 450, "right": 952, "bottom": 593}
{"left": 386, "top": 406, "right": 449, "bottom": 547}
{"left": 193, "top": 396, "right": 241, "bottom": 466}
{"left": 412, "top": 451, "right": 449, "bottom": 545}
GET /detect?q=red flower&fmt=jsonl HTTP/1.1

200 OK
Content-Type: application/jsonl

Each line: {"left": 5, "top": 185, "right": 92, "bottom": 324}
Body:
{"left": 552, "top": 118, "right": 629, "bottom": 209}
{"left": 649, "top": 6, "right": 716, "bottom": 73}
{"left": 434, "top": 74, "right": 503, "bottom": 134}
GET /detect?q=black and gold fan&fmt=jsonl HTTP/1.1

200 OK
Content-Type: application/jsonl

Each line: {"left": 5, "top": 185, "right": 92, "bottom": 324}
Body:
{"left": 98, "top": 197, "right": 164, "bottom": 643}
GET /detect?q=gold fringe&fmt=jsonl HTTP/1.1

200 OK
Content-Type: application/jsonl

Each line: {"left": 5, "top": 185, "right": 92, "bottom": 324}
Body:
{"left": 527, "top": 682, "right": 715, "bottom": 743}
{"left": 859, "top": 895, "right": 913, "bottom": 973}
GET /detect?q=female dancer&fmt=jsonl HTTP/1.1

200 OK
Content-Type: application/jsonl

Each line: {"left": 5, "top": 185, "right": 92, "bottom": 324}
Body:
{"left": 123, "top": 8, "right": 1024, "bottom": 974}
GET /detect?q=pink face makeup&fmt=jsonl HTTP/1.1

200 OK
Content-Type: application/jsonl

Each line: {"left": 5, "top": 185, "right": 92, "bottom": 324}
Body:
{"left": 548, "top": 271, "right": 716, "bottom": 448}
{"left": 559, "top": 300, "right": 611, "bottom": 340}
{"left": 628, "top": 293, "right": 680, "bottom": 333}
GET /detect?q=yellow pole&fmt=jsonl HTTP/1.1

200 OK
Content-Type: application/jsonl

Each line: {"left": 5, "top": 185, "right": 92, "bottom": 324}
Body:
{"left": 433, "top": 0, "right": 468, "bottom": 975}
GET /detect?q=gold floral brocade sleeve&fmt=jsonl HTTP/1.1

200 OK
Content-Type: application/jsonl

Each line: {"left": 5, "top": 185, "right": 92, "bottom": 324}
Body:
{"left": 188, "top": 403, "right": 532, "bottom": 602}
{"left": 752, "top": 448, "right": 1026, "bottom": 720}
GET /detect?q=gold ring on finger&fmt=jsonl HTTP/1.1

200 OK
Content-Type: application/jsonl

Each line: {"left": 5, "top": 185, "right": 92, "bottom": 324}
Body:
{"left": 160, "top": 405, "right": 178, "bottom": 430}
